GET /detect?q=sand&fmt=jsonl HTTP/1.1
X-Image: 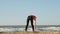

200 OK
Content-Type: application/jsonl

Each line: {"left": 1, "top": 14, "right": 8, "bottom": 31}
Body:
{"left": 0, "top": 32, "right": 60, "bottom": 34}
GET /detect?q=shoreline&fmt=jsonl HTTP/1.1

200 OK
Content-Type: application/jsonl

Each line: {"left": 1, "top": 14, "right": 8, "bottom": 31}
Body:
{"left": 0, "top": 32, "right": 60, "bottom": 34}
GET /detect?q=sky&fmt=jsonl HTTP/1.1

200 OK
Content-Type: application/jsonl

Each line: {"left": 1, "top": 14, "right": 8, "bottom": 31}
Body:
{"left": 0, "top": 0, "right": 60, "bottom": 25}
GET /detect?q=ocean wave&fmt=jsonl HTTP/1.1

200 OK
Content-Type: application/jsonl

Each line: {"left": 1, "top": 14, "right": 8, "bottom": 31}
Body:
{"left": 0, "top": 27, "right": 60, "bottom": 32}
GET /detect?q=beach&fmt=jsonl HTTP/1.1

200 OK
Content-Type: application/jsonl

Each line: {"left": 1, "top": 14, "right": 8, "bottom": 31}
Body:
{"left": 0, "top": 32, "right": 60, "bottom": 34}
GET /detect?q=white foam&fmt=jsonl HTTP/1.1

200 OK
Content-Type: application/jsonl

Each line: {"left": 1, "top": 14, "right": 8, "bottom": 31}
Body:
{"left": 0, "top": 27, "right": 60, "bottom": 32}
{"left": 40, "top": 27, "right": 60, "bottom": 30}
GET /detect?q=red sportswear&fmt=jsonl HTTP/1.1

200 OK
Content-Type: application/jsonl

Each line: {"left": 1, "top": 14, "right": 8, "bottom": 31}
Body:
{"left": 29, "top": 15, "right": 36, "bottom": 20}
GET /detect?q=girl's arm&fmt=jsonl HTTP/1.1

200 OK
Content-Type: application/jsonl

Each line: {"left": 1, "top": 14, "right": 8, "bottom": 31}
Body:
{"left": 34, "top": 18, "right": 36, "bottom": 31}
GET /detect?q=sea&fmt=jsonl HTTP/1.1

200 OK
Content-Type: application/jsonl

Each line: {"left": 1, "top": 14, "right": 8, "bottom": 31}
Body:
{"left": 0, "top": 25, "right": 60, "bottom": 32}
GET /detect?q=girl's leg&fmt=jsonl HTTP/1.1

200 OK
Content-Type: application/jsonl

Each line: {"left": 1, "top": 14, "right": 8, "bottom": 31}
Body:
{"left": 31, "top": 20, "right": 34, "bottom": 31}
{"left": 25, "top": 19, "right": 29, "bottom": 31}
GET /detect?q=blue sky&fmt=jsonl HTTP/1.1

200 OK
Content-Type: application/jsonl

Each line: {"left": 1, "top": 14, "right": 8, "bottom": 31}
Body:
{"left": 0, "top": 0, "right": 60, "bottom": 25}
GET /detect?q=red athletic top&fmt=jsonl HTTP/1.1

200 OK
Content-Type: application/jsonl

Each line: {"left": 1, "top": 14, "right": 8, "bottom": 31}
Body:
{"left": 29, "top": 15, "right": 36, "bottom": 20}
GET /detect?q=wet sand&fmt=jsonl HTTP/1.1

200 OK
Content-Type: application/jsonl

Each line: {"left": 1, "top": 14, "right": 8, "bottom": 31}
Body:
{"left": 0, "top": 32, "right": 60, "bottom": 34}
